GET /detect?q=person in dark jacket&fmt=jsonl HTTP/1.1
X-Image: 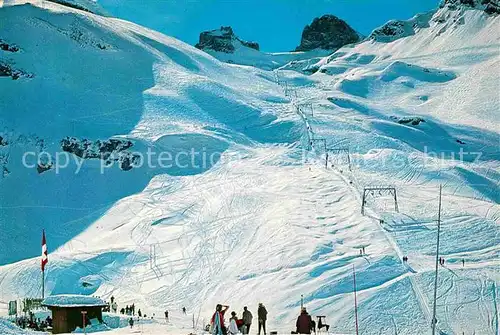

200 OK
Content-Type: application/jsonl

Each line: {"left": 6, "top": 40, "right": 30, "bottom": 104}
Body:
{"left": 242, "top": 306, "right": 253, "bottom": 334}
{"left": 296, "top": 308, "right": 312, "bottom": 334}
{"left": 257, "top": 303, "right": 267, "bottom": 335}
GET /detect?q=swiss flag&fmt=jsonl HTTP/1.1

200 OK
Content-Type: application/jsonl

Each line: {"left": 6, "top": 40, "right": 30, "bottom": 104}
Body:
{"left": 41, "top": 230, "right": 48, "bottom": 272}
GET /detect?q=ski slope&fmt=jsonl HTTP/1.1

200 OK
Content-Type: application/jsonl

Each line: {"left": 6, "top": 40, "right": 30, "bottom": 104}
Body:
{"left": 0, "top": 0, "right": 499, "bottom": 334}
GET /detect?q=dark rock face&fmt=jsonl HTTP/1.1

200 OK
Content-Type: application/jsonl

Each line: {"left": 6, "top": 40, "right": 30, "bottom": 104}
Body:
{"left": 37, "top": 163, "right": 52, "bottom": 174}
{"left": 0, "top": 39, "right": 19, "bottom": 52}
{"left": 0, "top": 62, "right": 34, "bottom": 80}
{"left": 195, "top": 26, "right": 259, "bottom": 53}
{"left": 295, "top": 15, "right": 360, "bottom": 51}
{"left": 483, "top": 0, "right": 500, "bottom": 14}
{"left": 61, "top": 137, "right": 139, "bottom": 171}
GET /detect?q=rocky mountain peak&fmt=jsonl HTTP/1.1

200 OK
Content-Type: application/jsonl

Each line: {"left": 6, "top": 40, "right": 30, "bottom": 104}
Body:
{"left": 295, "top": 14, "right": 360, "bottom": 51}
{"left": 195, "top": 26, "right": 259, "bottom": 53}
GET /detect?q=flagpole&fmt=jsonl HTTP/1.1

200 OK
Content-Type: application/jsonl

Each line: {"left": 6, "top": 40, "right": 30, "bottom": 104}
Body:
{"left": 41, "top": 229, "right": 47, "bottom": 301}
{"left": 42, "top": 269, "right": 45, "bottom": 300}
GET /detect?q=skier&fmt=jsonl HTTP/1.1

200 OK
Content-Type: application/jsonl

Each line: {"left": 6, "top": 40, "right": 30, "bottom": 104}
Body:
{"left": 295, "top": 307, "right": 312, "bottom": 334}
{"left": 110, "top": 296, "right": 115, "bottom": 304}
{"left": 228, "top": 312, "right": 239, "bottom": 335}
{"left": 462, "top": 259, "right": 465, "bottom": 267}
{"left": 120, "top": 308, "right": 125, "bottom": 315}
{"left": 138, "top": 309, "right": 142, "bottom": 318}
{"left": 362, "top": 246, "right": 366, "bottom": 254}
{"left": 129, "top": 317, "right": 134, "bottom": 329}
{"left": 183, "top": 307, "right": 187, "bottom": 314}
{"left": 111, "top": 301, "right": 117, "bottom": 313}
{"left": 211, "top": 304, "right": 229, "bottom": 335}
{"left": 131, "top": 303, "right": 135, "bottom": 316}
{"left": 125, "top": 305, "right": 130, "bottom": 315}
{"left": 258, "top": 303, "right": 268, "bottom": 335}
{"left": 242, "top": 306, "right": 253, "bottom": 334}
{"left": 165, "top": 310, "right": 169, "bottom": 322}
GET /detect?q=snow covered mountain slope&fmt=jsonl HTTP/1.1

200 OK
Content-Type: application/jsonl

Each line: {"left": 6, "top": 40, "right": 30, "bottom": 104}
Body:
{"left": 0, "top": 1, "right": 300, "bottom": 265}
{"left": 0, "top": 1, "right": 499, "bottom": 335}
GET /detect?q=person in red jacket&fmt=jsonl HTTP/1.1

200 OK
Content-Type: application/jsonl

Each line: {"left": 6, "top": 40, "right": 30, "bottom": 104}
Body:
{"left": 296, "top": 307, "right": 313, "bottom": 334}
{"left": 212, "top": 304, "right": 230, "bottom": 335}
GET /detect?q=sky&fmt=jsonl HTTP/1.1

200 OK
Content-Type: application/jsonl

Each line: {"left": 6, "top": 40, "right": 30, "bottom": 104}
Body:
{"left": 98, "top": 0, "right": 441, "bottom": 52}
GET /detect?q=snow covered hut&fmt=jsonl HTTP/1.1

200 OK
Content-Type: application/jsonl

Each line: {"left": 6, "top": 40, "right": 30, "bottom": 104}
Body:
{"left": 41, "top": 294, "right": 106, "bottom": 334}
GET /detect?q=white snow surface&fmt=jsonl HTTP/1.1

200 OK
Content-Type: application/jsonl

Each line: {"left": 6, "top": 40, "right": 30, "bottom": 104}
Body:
{"left": 0, "top": 1, "right": 499, "bottom": 335}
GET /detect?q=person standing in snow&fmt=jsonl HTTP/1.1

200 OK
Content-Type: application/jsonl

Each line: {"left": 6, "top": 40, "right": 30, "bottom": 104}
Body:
{"left": 462, "top": 259, "right": 465, "bottom": 267}
{"left": 228, "top": 312, "right": 239, "bottom": 335}
{"left": 111, "top": 301, "right": 117, "bottom": 313}
{"left": 212, "top": 304, "right": 229, "bottom": 335}
{"left": 129, "top": 317, "right": 134, "bottom": 329}
{"left": 165, "top": 310, "right": 169, "bottom": 322}
{"left": 138, "top": 309, "right": 142, "bottom": 318}
{"left": 295, "top": 308, "right": 312, "bottom": 334}
{"left": 258, "top": 303, "right": 268, "bottom": 335}
{"left": 242, "top": 306, "right": 253, "bottom": 334}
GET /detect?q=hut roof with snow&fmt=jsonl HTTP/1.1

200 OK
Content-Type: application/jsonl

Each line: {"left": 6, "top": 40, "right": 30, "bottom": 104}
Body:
{"left": 42, "top": 294, "right": 106, "bottom": 308}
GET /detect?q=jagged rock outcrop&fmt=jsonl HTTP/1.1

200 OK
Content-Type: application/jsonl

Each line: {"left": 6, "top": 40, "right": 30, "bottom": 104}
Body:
{"left": 0, "top": 62, "right": 34, "bottom": 80}
{"left": 0, "top": 39, "right": 19, "bottom": 52}
{"left": 390, "top": 116, "right": 426, "bottom": 126}
{"left": 195, "top": 26, "right": 259, "bottom": 53}
{"left": 295, "top": 15, "right": 360, "bottom": 51}
{"left": 369, "top": 12, "right": 433, "bottom": 43}
{"left": 440, "top": 0, "right": 500, "bottom": 15}
{"left": 61, "top": 137, "right": 140, "bottom": 171}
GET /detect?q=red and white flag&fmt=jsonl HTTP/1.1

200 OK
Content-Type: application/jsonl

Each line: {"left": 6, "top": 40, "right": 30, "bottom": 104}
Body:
{"left": 41, "top": 230, "right": 48, "bottom": 272}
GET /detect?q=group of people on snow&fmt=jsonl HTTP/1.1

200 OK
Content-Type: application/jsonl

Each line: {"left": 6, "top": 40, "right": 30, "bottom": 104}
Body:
{"left": 210, "top": 303, "right": 267, "bottom": 335}
{"left": 15, "top": 315, "right": 52, "bottom": 331}
{"left": 210, "top": 303, "right": 331, "bottom": 335}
